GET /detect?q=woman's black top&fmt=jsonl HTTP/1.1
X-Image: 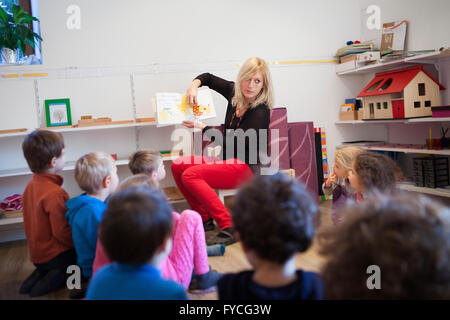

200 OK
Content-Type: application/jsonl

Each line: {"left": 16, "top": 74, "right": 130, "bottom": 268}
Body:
{"left": 195, "top": 73, "right": 270, "bottom": 173}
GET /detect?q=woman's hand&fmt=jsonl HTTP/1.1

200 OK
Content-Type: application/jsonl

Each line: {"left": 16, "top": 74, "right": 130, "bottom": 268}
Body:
{"left": 186, "top": 79, "right": 201, "bottom": 106}
{"left": 182, "top": 120, "right": 206, "bottom": 130}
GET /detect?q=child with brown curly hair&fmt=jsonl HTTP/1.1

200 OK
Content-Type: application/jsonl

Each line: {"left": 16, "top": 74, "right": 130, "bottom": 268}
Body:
{"left": 319, "top": 193, "right": 450, "bottom": 299}
{"left": 347, "top": 151, "right": 402, "bottom": 203}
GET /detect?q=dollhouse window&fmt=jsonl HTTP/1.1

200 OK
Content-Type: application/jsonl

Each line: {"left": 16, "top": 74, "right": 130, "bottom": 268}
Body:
{"left": 418, "top": 83, "right": 426, "bottom": 96}
{"left": 425, "top": 100, "right": 431, "bottom": 107}
{"left": 377, "top": 102, "right": 381, "bottom": 110}
{"left": 380, "top": 78, "right": 393, "bottom": 91}
{"left": 414, "top": 101, "right": 421, "bottom": 108}
{"left": 367, "top": 80, "right": 383, "bottom": 93}
{"left": 383, "top": 102, "right": 388, "bottom": 109}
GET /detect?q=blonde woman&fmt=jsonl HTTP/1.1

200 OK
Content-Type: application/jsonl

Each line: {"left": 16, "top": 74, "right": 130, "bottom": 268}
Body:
{"left": 172, "top": 57, "right": 274, "bottom": 246}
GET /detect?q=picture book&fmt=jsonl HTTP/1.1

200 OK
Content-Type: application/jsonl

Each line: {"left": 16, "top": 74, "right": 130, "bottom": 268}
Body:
{"left": 156, "top": 88, "right": 216, "bottom": 126}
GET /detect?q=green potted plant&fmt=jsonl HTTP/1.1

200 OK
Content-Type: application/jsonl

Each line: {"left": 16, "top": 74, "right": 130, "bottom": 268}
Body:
{"left": 0, "top": 4, "right": 42, "bottom": 64}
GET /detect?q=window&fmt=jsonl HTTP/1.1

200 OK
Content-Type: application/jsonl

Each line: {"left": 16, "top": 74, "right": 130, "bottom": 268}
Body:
{"left": 0, "top": 0, "right": 41, "bottom": 64}
{"left": 377, "top": 102, "right": 381, "bottom": 110}
{"left": 425, "top": 101, "right": 431, "bottom": 107}
{"left": 366, "top": 80, "right": 383, "bottom": 93}
{"left": 380, "top": 78, "right": 393, "bottom": 91}
{"left": 383, "top": 102, "right": 388, "bottom": 109}
{"left": 418, "top": 83, "right": 426, "bottom": 96}
{"left": 414, "top": 101, "right": 421, "bottom": 108}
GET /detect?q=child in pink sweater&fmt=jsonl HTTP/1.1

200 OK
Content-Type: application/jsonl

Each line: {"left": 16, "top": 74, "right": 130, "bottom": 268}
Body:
{"left": 93, "top": 150, "right": 222, "bottom": 291}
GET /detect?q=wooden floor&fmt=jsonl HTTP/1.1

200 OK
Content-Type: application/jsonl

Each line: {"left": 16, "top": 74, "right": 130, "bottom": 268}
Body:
{"left": 0, "top": 201, "right": 331, "bottom": 300}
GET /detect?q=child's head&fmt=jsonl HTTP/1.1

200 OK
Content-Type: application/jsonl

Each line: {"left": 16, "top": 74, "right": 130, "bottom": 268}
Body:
{"left": 99, "top": 186, "right": 173, "bottom": 265}
{"left": 320, "top": 193, "right": 450, "bottom": 299}
{"left": 233, "top": 171, "right": 317, "bottom": 266}
{"left": 348, "top": 152, "right": 401, "bottom": 193}
{"left": 75, "top": 152, "right": 119, "bottom": 195}
{"left": 22, "top": 130, "right": 66, "bottom": 174}
{"left": 333, "top": 146, "right": 364, "bottom": 179}
{"left": 128, "top": 149, "right": 165, "bottom": 181}
{"left": 117, "top": 174, "right": 159, "bottom": 192}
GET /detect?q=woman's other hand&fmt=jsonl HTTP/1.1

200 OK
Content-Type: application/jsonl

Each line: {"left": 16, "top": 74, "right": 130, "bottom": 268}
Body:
{"left": 182, "top": 120, "right": 206, "bottom": 130}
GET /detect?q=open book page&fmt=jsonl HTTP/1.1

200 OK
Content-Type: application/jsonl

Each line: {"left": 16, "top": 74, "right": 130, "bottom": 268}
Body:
{"left": 156, "top": 88, "right": 216, "bottom": 126}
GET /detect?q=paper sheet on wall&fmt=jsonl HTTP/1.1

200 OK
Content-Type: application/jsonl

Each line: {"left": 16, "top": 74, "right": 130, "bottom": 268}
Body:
{"left": 155, "top": 88, "right": 216, "bottom": 126}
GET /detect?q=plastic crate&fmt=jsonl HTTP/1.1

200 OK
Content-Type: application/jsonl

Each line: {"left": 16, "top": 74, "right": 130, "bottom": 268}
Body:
{"left": 412, "top": 157, "right": 449, "bottom": 188}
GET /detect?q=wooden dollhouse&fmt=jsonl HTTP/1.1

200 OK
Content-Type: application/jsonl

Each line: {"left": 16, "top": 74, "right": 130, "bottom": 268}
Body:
{"left": 357, "top": 65, "right": 446, "bottom": 119}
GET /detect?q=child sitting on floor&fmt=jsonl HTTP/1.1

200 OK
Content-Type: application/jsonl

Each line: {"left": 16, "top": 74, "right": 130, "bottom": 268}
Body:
{"left": 65, "top": 152, "right": 119, "bottom": 298}
{"left": 20, "top": 130, "right": 76, "bottom": 297}
{"left": 217, "top": 171, "right": 323, "bottom": 300}
{"left": 322, "top": 146, "right": 363, "bottom": 225}
{"left": 92, "top": 172, "right": 222, "bottom": 292}
{"left": 86, "top": 186, "right": 188, "bottom": 300}
{"left": 319, "top": 193, "right": 450, "bottom": 299}
{"left": 347, "top": 151, "right": 402, "bottom": 203}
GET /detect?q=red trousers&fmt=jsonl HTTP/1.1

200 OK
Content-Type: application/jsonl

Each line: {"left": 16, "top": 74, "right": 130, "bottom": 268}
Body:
{"left": 171, "top": 156, "right": 253, "bottom": 229}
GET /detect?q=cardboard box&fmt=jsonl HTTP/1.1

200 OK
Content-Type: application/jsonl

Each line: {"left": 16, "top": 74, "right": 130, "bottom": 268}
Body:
{"left": 335, "top": 60, "right": 357, "bottom": 73}
{"left": 356, "top": 110, "right": 364, "bottom": 120}
{"left": 339, "top": 110, "right": 358, "bottom": 121}
{"left": 357, "top": 51, "right": 380, "bottom": 62}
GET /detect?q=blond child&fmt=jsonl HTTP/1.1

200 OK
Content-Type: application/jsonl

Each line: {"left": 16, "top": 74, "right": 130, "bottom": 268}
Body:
{"left": 93, "top": 150, "right": 222, "bottom": 292}
{"left": 322, "top": 146, "right": 364, "bottom": 224}
{"left": 20, "top": 130, "right": 75, "bottom": 297}
{"left": 65, "top": 152, "right": 119, "bottom": 298}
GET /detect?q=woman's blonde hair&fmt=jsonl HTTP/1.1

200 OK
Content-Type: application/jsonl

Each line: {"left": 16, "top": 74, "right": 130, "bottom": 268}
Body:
{"left": 335, "top": 146, "right": 364, "bottom": 171}
{"left": 232, "top": 57, "right": 274, "bottom": 110}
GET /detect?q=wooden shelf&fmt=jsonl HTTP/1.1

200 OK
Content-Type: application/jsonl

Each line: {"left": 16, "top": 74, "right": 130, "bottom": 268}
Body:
{"left": 336, "top": 117, "right": 450, "bottom": 125}
{"left": 0, "top": 154, "right": 181, "bottom": 178}
{"left": 398, "top": 183, "right": 450, "bottom": 198}
{"left": 0, "top": 211, "right": 23, "bottom": 226}
{"left": 357, "top": 145, "right": 450, "bottom": 156}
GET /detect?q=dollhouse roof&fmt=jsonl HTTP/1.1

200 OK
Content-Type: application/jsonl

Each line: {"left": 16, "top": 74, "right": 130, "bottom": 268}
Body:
{"left": 357, "top": 65, "right": 446, "bottom": 98}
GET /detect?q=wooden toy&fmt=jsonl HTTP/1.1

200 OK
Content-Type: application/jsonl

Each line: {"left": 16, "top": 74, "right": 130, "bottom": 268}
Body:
{"left": 358, "top": 65, "right": 446, "bottom": 119}
{"left": 0, "top": 128, "right": 27, "bottom": 135}
{"left": 136, "top": 117, "right": 156, "bottom": 123}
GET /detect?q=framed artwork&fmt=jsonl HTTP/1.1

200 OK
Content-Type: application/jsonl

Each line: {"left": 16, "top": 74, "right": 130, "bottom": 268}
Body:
{"left": 45, "top": 98, "right": 72, "bottom": 127}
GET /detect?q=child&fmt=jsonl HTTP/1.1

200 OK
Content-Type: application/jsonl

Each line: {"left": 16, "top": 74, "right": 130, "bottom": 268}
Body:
{"left": 322, "top": 146, "right": 363, "bottom": 224}
{"left": 94, "top": 155, "right": 222, "bottom": 292}
{"left": 217, "top": 172, "right": 323, "bottom": 300}
{"left": 65, "top": 152, "right": 119, "bottom": 298}
{"left": 86, "top": 186, "right": 188, "bottom": 300}
{"left": 347, "top": 151, "right": 402, "bottom": 203}
{"left": 319, "top": 193, "right": 450, "bottom": 299}
{"left": 20, "top": 130, "right": 76, "bottom": 297}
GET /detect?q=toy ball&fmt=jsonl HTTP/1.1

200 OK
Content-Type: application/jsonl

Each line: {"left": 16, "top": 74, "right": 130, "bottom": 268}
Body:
{"left": 346, "top": 41, "right": 354, "bottom": 45}
{"left": 354, "top": 40, "right": 361, "bottom": 44}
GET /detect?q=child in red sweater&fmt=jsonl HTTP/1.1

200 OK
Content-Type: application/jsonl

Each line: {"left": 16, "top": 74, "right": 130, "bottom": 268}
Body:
{"left": 20, "top": 130, "right": 76, "bottom": 297}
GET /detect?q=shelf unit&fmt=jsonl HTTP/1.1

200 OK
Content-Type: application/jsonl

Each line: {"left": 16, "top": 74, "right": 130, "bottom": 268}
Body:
{"left": 336, "top": 51, "right": 450, "bottom": 198}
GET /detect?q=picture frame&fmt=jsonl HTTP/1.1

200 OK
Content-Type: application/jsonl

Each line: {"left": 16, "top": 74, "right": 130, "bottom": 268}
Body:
{"left": 44, "top": 98, "right": 72, "bottom": 127}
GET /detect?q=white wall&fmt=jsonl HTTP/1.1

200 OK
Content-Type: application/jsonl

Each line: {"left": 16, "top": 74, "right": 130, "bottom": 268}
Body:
{"left": 1, "top": 0, "right": 449, "bottom": 204}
